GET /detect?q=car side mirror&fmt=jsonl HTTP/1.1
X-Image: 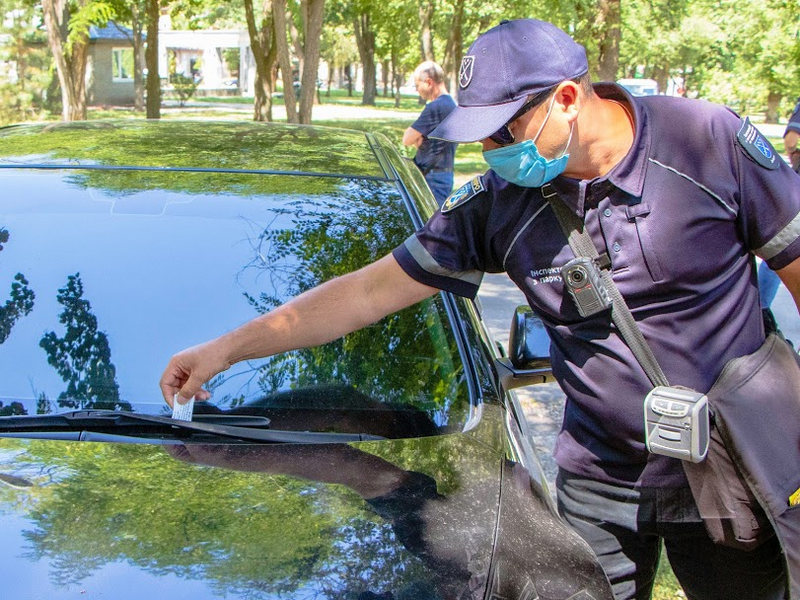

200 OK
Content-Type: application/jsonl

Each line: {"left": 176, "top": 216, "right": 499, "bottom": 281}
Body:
{"left": 495, "top": 306, "right": 555, "bottom": 390}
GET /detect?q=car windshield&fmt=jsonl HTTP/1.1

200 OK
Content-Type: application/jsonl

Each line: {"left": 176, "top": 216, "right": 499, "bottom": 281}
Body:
{"left": 0, "top": 167, "right": 470, "bottom": 438}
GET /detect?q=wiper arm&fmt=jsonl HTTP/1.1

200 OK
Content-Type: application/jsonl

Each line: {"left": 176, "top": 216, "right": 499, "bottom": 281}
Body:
{"left": 0, "top": 410, "right": 386, "bottom": 444}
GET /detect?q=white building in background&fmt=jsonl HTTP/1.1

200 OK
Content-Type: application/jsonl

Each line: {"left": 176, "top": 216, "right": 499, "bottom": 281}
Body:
{"left": 157, "top": 29, "right": 251, "bottom": 93}
{"left": 86, "top": 19, "right": 338, "bottom": 106}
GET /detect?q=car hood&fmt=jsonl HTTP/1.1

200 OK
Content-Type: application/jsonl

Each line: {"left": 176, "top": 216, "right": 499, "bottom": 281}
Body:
{"left": 0, "top": 433, "right": 503, "bottom": 600}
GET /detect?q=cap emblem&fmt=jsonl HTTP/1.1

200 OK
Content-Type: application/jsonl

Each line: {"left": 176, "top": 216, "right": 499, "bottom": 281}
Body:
{"left": 459, "top": 56, "right": 475, "bottom": 89}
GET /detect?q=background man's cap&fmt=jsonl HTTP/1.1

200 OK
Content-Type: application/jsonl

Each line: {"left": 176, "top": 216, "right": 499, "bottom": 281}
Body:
{"left": 430, "top": 19, "right": 588, "bottom": 143}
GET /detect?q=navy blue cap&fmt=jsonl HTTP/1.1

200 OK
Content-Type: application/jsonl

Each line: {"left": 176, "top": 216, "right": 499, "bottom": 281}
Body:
{"left": 430, "top": 19, "right": 589, "bottom": 143}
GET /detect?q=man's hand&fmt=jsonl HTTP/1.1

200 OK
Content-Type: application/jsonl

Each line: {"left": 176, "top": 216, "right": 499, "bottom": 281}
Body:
{"left": 160, "top": 340, "right": 231, "bottom": 406}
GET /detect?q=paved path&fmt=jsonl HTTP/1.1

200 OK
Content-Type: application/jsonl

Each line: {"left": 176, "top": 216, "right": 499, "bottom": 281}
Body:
{"left": 477, "top": 266, "right": 799, "bottom": 492}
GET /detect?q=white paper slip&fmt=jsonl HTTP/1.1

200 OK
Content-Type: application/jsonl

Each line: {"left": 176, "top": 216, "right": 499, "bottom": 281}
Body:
{"left": 172, "top": 394, "right": 195, "bottom": 421}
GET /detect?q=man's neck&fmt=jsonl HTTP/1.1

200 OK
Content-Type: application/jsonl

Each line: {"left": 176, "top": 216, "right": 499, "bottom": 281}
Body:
{"left": 428, "top": 84, "right": 448, "bottom": 102}
{"left": 562, "top": 96, "right": 634, "bottom": 181}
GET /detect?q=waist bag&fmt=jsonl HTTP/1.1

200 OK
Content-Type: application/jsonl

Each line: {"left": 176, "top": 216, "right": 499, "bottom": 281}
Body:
{"left": 544, "top": 185, "right": 800, "bottom": 598}
{"left": 684, "top": 333, "right": 800, "bottom": 596}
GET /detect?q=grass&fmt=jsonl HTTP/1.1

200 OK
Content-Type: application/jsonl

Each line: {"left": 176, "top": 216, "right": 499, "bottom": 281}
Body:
{"left": 194, "top": 86, "right": 424, "bottom": 112}
{"left": 653, "top": 550, "right": 685, "bottom": 600}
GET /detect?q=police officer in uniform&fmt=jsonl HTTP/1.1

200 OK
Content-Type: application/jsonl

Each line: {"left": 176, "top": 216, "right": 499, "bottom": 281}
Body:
{"left": 161, "top": 20, "right": 800, "bottom": 600}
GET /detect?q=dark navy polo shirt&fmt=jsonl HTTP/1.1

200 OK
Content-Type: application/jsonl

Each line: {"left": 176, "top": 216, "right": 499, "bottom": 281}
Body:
{"left": 412, "top": 94, "right": 457, "bottom": 173}
{"left": 394, "top": 83, "right": 800, "bottom": 487}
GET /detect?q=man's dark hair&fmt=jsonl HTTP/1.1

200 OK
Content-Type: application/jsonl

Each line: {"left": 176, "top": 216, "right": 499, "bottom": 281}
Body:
{"left": 572, "top": 73, "right": 594, "bottom": 96}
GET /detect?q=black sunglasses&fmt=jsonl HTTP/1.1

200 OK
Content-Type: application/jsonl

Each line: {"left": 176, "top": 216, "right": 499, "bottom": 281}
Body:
{"left": 488, "top": 89, "right": 554, "bottom": 146}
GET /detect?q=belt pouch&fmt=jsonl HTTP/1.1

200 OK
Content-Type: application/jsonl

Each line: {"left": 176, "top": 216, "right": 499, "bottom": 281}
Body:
{"left": 683, "top": 334, "right": 800, "bottom": 597}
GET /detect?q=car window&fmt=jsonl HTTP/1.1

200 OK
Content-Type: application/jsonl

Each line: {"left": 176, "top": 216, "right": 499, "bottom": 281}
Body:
{"left": 0, "top": 169, "right": 470, "bottom": 437}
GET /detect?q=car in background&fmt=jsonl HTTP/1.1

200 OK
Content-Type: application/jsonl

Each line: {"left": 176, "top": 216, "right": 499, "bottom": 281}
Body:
{"left": 617, "top": 78, "right": 659, "bottom": 97}
{"left": 0, "top": 120, "right": 613, "bottom": 600}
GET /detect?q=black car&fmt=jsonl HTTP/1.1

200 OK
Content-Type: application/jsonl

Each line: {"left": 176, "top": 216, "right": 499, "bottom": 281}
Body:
{"left": 0, "top": 120, "right": 612, "bottom": 600}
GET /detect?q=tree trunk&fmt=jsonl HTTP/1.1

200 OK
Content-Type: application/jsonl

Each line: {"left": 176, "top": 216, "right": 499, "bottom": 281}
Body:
{"left": 442, "top": 0, "right": 464, "bottom": 96}
{"left": 344, "top": 63, "right": 353, "bottom": 96}
{"left": 353, "top": 13, "right": 376, "bottom": 106}
{"left": 289, "top": 8, "right": 304, "bottom": 80}
{"left": 131, "top": 3, "right": 145, "bottom": 112}
{"left": 244, "top": 0, "right": 278, "bottom": 122}
{"left": 392, "top": 47, "right": 403, "bottom": 108}
{"left": 273, "top": 0, "right": 298, "bottom": 123}
{"left": 652, "top": 65, "right": 669, "bottom": 96}
{"left": 145, "top": 0, "right": 161, "bottom": 119}
{"left": 765, "top": 91, "right": 781, "bottom": 124}
{"left": 42, "top": 0, "right": 88, "bottom": 121}
{"left": 381, "top": 59, "right": 389, "bottom": 96}
{"left": 595, "top": 0, "right": 621, "bottom": 82}
{"left": 418, "top": 0, "right": 434, "bottom": 62}
{"left": 297, "top": 0, "right": 324, "bottom": 124}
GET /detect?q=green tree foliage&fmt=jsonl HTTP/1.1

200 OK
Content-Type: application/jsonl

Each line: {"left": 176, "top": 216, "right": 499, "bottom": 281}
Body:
{"left": 0, "top": 2, "right": 54, "bottom": 125}
{"left": 619, "top": 0, "right": 800, "bottom": 119}
{"left": 0, "top": 227, "right": 36, "bottom": 345}
{"left": 39, "top": 273, "right": 130, "bottom": 411}
{"left": 1, "top": 0, "right": 797, "bottom": 124}
{"left": 169, "top": 71, "right": 198, "bottom": 106}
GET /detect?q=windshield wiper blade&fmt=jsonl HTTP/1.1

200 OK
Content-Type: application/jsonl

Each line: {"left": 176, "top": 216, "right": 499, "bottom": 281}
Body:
{"left": 0, "top": 410, "right": 386, "bottom": 443}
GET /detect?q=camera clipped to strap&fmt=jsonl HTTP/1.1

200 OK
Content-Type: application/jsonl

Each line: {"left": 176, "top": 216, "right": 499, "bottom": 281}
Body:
{"left": 561, "top": 257, "right": 612, "bottom": 318}
{"left": 644, "top": 386, "right": 709, "bottom": 463}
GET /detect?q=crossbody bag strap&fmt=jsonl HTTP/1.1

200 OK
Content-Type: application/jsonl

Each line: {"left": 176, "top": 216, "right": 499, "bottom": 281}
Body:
{"left": 542, "top": 183, "right": 670, "bottom": 388}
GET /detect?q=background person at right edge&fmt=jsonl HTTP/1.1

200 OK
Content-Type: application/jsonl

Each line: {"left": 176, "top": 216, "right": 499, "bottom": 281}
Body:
{"left": 759, "top": 96, "right": 800, "bottom": 320}
{"left": 416, "top": 20, "right": 799, "bottom": 600}
{"left": 785, "top": 97, "right": 800, "bottom": 173}
{"left": 159, "top": 19, "right": 800, "bottom": 600}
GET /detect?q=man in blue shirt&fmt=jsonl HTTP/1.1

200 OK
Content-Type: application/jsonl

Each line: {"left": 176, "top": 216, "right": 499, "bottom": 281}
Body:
{"left": 785, "top": 97, "right": 800, "bottom": 173}
{"left": 402, "top": 61, "right": 457, "bottom": 206}
{"left": 162, "top": 19, "right": 800, "bottom": 600}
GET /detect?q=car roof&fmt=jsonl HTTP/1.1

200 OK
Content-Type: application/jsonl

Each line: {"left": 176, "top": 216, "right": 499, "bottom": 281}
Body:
{"left": 0, "top": 120, "right": 389, "bottom": 180}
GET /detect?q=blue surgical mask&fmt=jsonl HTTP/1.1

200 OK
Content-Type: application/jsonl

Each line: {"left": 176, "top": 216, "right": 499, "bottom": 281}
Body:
{"left": 483, "top": 95, "right": 573, "bottom": 187}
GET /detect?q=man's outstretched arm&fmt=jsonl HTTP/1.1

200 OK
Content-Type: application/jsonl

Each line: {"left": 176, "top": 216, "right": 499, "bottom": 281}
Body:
{"left": 160, "top": 254, "right": 438, "bottom": 405}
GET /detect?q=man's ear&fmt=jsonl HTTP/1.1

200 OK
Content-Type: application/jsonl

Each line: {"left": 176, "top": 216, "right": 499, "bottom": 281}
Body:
{"left": 555, "top": 81, "right": 581, "bottom": 120}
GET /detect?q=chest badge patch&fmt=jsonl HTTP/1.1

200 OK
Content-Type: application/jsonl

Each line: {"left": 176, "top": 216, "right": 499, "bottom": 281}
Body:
{"left": 441, "top": 175, "right": 485, "bottom": 213}
{"left": 737, "top": 117, "right": 779, "bottom": 170}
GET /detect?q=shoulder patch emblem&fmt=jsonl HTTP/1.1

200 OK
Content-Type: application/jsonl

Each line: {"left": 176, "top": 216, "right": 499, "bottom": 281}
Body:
{"left": 736, "top": 117, "right": 779, "bottom": 170}
{"left": 441, "top": 175, "right": 485, "bottom": 213}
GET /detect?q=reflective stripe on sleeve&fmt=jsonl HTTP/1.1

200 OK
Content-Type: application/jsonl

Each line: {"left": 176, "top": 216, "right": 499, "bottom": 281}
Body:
{"left": 403, "top": 234, "right": 484, "bottom": 287}
{"left": 754, "top": 211, "right": 800, "bottom": 260}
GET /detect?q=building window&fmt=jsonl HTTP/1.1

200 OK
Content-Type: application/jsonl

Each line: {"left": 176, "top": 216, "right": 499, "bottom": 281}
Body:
{"left": 112, "top": 48, "right": 134, "bottom": 81}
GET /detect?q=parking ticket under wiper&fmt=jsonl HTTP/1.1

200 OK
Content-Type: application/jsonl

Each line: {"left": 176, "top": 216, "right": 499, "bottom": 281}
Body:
{"left": 171, "top": 394, "right": 195, "bottom": 421}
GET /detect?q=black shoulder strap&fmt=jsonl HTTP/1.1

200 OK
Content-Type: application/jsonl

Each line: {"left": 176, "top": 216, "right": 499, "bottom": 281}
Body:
{"left": 542, "top": 183, "right": 670, "bottom": 388}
